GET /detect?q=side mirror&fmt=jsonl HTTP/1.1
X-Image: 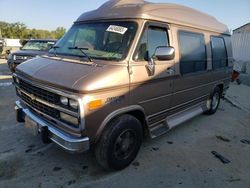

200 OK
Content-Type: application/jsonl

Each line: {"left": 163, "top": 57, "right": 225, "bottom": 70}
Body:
{"left": 154, "top": 46, "right": 175, "bottom": 61}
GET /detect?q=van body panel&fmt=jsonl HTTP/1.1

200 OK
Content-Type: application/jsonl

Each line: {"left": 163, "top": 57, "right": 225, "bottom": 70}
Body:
{"left": 83, "top": 86, "right": 130, "bottom": 142}
{"left": 129, "top": 61, "right": 175, "bottom": 116}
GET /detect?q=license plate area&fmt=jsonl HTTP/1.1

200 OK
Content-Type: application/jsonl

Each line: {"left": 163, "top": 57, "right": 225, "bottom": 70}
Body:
{"left": 25, "top": 116, "right": 39, "bottom": 136}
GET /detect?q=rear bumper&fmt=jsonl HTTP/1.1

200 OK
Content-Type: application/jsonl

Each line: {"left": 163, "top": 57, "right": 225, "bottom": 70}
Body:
{"left": 15, "top": 101, "right": 90, "bottom": 153}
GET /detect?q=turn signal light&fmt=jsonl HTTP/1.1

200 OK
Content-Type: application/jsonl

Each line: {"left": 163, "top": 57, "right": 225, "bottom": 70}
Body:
{"left": 88, "top": 99, "right": 103, "bottom": 110}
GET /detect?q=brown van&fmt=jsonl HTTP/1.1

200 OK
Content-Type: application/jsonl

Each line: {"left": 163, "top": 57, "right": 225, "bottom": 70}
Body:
{"left": 13, "top": 0, "right": 233, "bottom": 170}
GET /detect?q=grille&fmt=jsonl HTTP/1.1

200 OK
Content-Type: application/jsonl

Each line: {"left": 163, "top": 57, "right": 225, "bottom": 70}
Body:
{"left": 18, "top": 79, "right": 60, "bottom": 118}
{"left": 20, "top": 92, "right": 59, "bottom": 118}
{"left": 19, "top": 79, "right": 59, "bottom": 103}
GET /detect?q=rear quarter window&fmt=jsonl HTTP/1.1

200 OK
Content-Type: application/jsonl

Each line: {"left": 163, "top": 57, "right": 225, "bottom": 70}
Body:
{"left": 211, "top": 36, "right": 228, "bottom": 69}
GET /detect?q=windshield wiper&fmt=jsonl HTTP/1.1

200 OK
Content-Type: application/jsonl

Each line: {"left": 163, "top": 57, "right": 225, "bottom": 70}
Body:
{"left": 50, "top": 46, "right": 60, "bottom": 56}
{"left": 68, "top": 46, "right": 92, "bottom": 62}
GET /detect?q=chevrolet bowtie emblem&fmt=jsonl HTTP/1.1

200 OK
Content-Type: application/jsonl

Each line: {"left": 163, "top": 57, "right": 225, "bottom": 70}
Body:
{"left": 30, "top": 94, "right": 36, "bottom": 101}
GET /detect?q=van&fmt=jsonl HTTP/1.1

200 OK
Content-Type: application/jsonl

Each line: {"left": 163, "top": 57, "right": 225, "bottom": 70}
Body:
{"left": 13, "top": 0, "right": 233, "bottom": 170}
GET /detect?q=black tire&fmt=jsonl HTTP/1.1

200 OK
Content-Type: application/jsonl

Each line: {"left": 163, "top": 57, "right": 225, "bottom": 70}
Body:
{"left": 95, "top": 114, "right": 143, "bottom": 171}
{"left": 205, "top": 87, "right": 221, "bottom": 115}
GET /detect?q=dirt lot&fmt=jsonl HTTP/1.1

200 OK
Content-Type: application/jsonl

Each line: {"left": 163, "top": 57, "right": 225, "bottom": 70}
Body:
{"left": 0, "top": 59, "right": 250, "bottom": 188}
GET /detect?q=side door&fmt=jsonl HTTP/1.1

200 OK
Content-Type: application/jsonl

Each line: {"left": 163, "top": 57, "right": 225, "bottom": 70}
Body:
{"left": 129, "top": 22, "right": 176, "bottom": 126}
{"left": 171, "top": 29, "right": 211, "bottom": 112}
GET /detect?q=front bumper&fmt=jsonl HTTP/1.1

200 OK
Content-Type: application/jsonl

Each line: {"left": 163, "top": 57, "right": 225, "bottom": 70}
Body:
{"left": 15, "top": 101, "right": 90, "bottom": 153}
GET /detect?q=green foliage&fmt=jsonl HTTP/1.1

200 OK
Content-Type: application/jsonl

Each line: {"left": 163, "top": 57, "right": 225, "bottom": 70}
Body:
{"left": 0, "top": 21, "right": 66, "bottom": 39}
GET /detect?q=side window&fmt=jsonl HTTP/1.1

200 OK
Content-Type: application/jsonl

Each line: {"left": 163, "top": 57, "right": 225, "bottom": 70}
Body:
{"left": 135, "top": 26, "right": 169, "bottom": 61}
{"left": 211, "top": 36, "right": 227, "bottom": 69}
{"left": 178, "top": 31, "right": 206, "bottom": 74}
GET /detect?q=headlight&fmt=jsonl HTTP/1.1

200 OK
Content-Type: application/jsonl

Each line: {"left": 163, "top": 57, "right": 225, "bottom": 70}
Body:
{"left": 60, "top": 96, "right": 68, "bottom": 106}
{"left": 69, "top": 99, "right": 78, "bottom": 110}
{"left": 60, "top": 112, "right": 78, "bottom": 126}
{"left": 60, "top": 97, "right": 78, "bottom": 110}
{"left": 13, "top": 55, "right": 16, "bottom": 60}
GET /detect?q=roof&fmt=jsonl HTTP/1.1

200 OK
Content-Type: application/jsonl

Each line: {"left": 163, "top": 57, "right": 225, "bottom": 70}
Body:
{"left": 233, "top": 23, "right": 250, "bottom": 33}
{"left": 76, "top": 0, "right": 230, "bottom": 35}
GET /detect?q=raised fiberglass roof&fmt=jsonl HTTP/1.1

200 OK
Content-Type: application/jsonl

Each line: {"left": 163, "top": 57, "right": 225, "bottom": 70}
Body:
{"left": 76, "top": 0, "right": 230, "bottom": 35}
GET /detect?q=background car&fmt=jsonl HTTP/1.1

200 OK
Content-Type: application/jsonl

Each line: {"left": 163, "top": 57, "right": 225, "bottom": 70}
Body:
{"left": 7, "top": 39, "right": 56, "bottom": 72}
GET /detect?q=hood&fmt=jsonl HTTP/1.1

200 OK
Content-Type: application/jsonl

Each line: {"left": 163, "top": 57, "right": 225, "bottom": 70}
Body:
{"left": 16, "top": 56, "right": 104, "bottom": 92}
{"left": 12, "top": 50, "right": 48, "bottom": 57}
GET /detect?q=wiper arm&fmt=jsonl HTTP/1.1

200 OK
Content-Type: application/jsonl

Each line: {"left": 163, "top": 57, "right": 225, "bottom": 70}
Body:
{"left": 50, "top": 46, "right": 60, "bottom": 56}
{"left": 68, "top": 46, "right": 92, "bottom": 62}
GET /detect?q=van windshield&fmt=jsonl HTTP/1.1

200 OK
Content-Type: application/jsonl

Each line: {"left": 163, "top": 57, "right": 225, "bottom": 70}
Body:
{"left": 50, "top": 21, "right": 137, "bottom": 61}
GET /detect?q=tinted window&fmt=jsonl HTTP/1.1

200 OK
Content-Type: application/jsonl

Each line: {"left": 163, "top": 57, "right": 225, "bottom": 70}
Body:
{"left": 211, "top": 36, "right": 227, "bottom": 69}
{"left": 179, "top": 31, "right": 206, "bottom": 74}
{"left": 135, "top": 26, "right": 169, "bottom": 61}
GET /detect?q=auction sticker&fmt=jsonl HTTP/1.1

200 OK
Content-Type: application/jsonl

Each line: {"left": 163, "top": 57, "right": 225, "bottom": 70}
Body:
{"left": 106, "top": 25, "right": 128, "bottom": 34}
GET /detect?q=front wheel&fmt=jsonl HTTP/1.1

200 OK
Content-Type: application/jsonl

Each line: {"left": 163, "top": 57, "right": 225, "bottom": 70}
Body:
{"left": 205, "top": 87, "right": 221, "bottom": 115}
{"left": 95, "top": 114, "right": 143, "bottom": 171}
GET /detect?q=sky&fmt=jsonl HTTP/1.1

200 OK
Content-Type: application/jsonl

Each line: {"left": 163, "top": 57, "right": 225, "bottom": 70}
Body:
{"left": 0, "top": 0, "right": 249, "bottom": 32}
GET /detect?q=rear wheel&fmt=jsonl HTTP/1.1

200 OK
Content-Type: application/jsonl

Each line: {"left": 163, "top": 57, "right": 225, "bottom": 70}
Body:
{"left": 205, "top": 87, "right": 221, "bottom": 115}
{"left": 95, "top": 114, "right": 143, "bottom": 171}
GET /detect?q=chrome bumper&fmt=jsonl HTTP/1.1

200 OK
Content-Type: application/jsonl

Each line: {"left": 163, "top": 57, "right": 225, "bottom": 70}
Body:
{"left": 15, "top": 101, "right": 89, "bottom": 153}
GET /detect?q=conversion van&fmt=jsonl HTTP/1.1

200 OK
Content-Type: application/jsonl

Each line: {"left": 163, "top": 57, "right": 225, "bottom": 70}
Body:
{"left": 14, "top": 0, "right": 233, "bottom": 170}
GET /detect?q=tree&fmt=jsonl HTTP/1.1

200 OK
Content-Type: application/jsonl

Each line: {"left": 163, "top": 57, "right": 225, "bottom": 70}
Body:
{"left": 53, "top": 27, "right": 66, "bottom": 39}
{"left": 0, "top": 21, "right": 66, "bottom": 39}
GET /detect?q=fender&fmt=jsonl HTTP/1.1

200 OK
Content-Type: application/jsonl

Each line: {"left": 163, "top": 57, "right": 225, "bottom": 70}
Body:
{"left": 94, "top": 105, "right": 147, "bottom": 143}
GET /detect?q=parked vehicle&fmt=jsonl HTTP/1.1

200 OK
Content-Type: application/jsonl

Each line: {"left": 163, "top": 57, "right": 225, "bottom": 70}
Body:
{"left": 13, "top": 0, "right": 233, "bottom": 171}
{"left": 8, "top": 39, "right": 56, "bottom": 72}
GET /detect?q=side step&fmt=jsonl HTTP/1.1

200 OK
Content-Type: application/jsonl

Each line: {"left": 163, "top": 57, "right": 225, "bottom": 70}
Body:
{"left": 166, "top": 104, "right": 205, "bottom": 129}
{"left": 150, "top": 123, "right": 169, "bottom": 138}
{"left": 149, "top": 103, "right": 206, "bottom": 138}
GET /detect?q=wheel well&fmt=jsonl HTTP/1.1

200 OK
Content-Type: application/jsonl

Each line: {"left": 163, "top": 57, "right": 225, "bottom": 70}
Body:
{"left": 126, "top": 110, "right": 148, "bottom": 137}
{"left": 95, "top": 109, "right": 148, "bottom": 144}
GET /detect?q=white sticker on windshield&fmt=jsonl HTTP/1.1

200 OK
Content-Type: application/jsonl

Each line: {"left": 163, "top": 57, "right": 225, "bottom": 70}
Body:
{"left": 106, "top": 25, "right": 128, "bottom": 35}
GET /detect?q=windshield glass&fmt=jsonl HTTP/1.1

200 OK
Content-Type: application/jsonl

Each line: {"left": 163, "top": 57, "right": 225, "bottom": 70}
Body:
{"left": 50, "top": 21, "right": 138, "bottom": 61}
{"left": 22, "top": 41, "right": 55, "bottom": 51}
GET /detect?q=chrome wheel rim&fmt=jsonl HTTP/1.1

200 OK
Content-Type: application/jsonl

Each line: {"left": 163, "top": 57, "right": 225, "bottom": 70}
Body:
{"left": 212, "top": 92, "right": 219, "bottom": 110}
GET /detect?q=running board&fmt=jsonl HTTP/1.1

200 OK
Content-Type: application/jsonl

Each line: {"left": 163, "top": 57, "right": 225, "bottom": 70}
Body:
{"left": 166, "top": 104, "right": 205, "bottom": 129}
{"left": 149, "top": 103, "right": 206, "bottom": 138}
{"left": 150, "top": 123, "right": 169, "bottom": 138}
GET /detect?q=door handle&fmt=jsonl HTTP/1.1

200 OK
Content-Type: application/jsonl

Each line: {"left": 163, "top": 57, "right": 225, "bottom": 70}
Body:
{"left": 166, "top": 68, "right": 174, "bottom": 75}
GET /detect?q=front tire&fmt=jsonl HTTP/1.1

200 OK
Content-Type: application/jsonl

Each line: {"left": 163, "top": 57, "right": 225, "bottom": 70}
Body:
{"left": 205, "top": 87, "right": 221, "bottom": 115}
{"left": 95, "top": 114, "right": 143, "bottom": 171}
